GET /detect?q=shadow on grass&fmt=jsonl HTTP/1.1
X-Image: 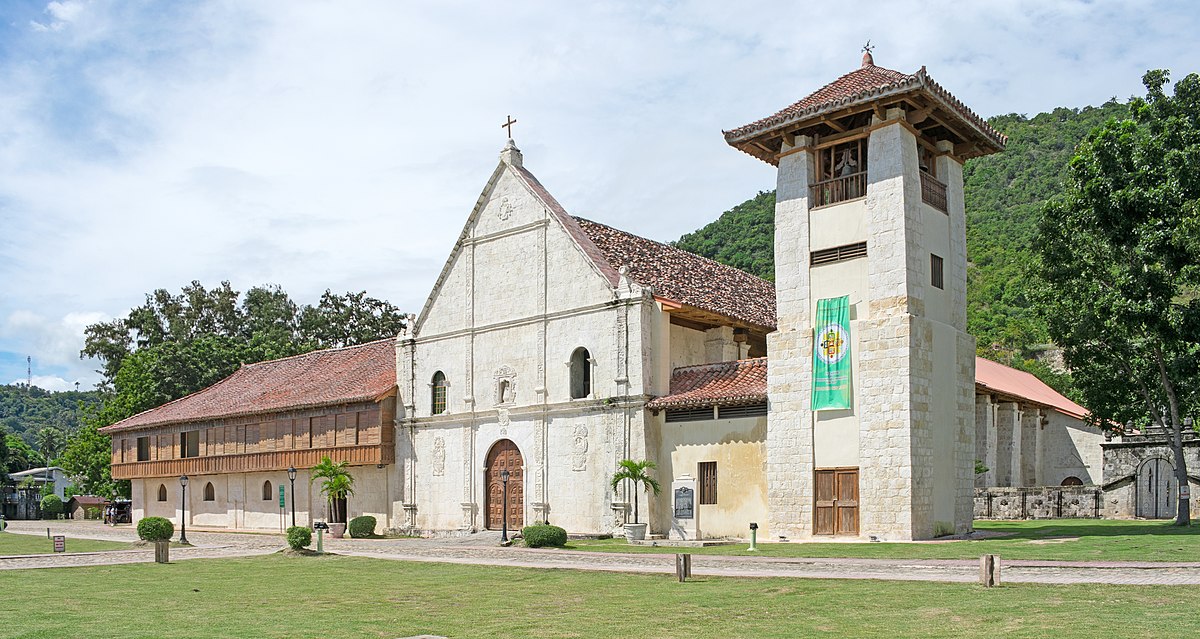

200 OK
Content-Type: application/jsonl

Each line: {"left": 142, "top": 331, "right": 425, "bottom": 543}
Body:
{"left": 976, "top": 519, "right": 1197, "bottom": 539}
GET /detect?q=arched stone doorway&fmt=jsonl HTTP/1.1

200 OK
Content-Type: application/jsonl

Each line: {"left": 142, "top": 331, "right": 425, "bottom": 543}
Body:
{"left": 485, "top": 439, "right": 524, "bottom": 530}
{"left": 1136, "top": 457, "right": 1175, "bottom": 519}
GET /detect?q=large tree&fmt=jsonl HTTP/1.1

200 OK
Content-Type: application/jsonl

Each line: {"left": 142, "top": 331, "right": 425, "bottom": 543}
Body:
{"left": 69, "top": 281, "right": 407, "bottom": 496}
{"left": 1035, "top": 70, "right": 1200, "bottom": 525}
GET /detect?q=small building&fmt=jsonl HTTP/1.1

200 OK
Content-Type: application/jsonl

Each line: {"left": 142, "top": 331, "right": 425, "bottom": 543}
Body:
{"left": 1102, "top": 427, "right": 1200, "bottom": 519}
{"left": 3, "top": 467, "right": 71, "bottom": 520}
{"left": 65, "top": 495, "right": 107, "bottom": 520}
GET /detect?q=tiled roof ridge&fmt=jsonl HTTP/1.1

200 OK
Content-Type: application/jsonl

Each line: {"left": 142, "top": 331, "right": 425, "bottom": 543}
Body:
{"left": 239, "top": 336, "right": 396, "bottom": 369}
{"left": 100, "top": 338, "right": 397, "bottom": 433}
{"left": 671, "top": 357, "right": 767, "bottom": 375}
{"left": 571, "top": 216, "right": 773, "bottom": 290}
{"left": 723, "top": 64, "right": 1006, "bottom": 150}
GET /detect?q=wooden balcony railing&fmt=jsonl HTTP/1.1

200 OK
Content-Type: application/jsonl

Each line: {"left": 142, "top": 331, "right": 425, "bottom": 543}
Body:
{"left": 810, "top": 171, "right": 867, "bottom": 208}
{"left": 920, "top": 172, "right": 948, "bottom": 213}
{"left": 110, "top": 443, "right": 393, "bottom": 480}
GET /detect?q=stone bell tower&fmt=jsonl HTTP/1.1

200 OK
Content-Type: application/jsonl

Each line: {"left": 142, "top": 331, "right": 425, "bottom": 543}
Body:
{"left": 724, "top": 50, "right": 1005, "bottom": 540}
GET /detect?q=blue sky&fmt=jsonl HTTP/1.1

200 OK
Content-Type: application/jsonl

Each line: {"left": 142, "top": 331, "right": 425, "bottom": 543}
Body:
{"left": 1, "top": 0, "right": 1198, "bottom": 392}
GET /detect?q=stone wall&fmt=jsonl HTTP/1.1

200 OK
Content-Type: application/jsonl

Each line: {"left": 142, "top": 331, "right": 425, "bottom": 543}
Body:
{"left": 974, "top": 486, "right": 1102, "bottom": 519}
{"left": 1101, "top": 431, "right": 1200, "bottom": 519}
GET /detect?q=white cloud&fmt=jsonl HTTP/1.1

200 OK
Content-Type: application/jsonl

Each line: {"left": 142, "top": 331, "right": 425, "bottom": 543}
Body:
{"left": 30, "top": 0, "right": 87, "bottom": 32}
{"left": 11, "top": 375, "right": 82, "bottom": 393}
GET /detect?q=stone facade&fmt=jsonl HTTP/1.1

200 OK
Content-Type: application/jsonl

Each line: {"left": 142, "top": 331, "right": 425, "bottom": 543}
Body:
{"left": 1102, "top": 430, "right": 1200, "bottom": 519}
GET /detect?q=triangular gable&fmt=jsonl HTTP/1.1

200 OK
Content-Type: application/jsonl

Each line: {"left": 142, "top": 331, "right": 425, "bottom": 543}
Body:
{"left": 412, "top": 147, "right": 623, "bottom": 336}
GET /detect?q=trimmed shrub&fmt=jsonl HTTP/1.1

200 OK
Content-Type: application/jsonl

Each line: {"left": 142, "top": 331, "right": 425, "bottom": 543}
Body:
{"left": 40, "top": 494, "right": 64, "bottom": 518}
{"left": 137, "top": 516, "right": 174, "bottom": 541}
{"left": 522, "top": 524, "right": 568, "bottom": 548}
{"left": 348, "top": 515, "right": 377, "bottom": 538}
{"left": 287, "top": 526, "right": 312, "bottom": 550}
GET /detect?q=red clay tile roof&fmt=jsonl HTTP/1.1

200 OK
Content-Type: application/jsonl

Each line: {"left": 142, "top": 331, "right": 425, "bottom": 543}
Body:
{"left": 100, "top": 338, "right": 397, "bottom": 434}
{"left": 647, "top": 358, "right": 768, "bottom": 410}
{"left": 724, "top": 64, "right": 1006, "bottom": 163}
{"left": 975, "top": 357, "right": 1087, "bottom": 419}
{"left": 573, "top": 218, "right": 777, "bottom": 330}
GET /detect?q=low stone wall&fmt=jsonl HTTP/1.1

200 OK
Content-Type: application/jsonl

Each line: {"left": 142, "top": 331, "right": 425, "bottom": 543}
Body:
{"left": 974, "top": 486, "right": 1102, "bottom": 520}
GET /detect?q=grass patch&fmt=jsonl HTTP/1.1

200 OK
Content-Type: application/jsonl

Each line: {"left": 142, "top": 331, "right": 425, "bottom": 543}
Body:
{"left": 0, "top": 532, "right": 130, "bottom": 556}
{"left": 566, "top": 519, "right": 1200, "bottom": 562}
{"left": 0, "top": 554, "right": 1196, "bottom": 638}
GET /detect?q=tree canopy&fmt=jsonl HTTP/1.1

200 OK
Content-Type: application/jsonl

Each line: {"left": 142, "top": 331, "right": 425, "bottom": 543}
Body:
{"left": 1034, "top": 70, "right": 1200, "bottom": 524}
{"left": 59, "top": 280, "right": 407, "bottom": 498}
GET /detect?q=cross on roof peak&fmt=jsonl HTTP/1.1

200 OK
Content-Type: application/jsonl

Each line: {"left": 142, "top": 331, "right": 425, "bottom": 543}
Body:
{"left": 502, "top": 115, "right": 517, "bottom": 139}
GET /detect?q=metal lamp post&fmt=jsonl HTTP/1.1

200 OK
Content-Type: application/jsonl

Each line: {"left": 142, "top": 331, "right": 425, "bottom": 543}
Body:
{"left": 178, "top": 475, "right": 189, "bottom": 545}
{"left": 500, "top": 469, "right": 510, "bottom": 543}
{"left": 287, "top": 466, "right": 297, "bottom": 528}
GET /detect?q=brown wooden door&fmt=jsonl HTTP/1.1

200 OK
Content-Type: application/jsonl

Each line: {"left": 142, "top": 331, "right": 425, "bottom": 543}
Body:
{"left": 814, "top": 468, "right": 858, "bottom": 535}
{"left": 485, "top": 439, "right": 524, "bottom": 530}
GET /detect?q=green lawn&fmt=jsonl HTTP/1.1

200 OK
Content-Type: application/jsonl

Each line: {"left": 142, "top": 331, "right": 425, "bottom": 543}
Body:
{"left": 0, "top": 554, "right": 1195, "bottom": 639}
{"left": 0, "top": 532, "right": 131, "bottom": 556}
{"left": 566, "top": 519, "right": 1200, "bottom": 562}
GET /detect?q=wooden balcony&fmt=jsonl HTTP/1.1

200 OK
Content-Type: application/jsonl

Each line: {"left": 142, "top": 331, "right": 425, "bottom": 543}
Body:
{"left": 111, "top": 443, "right": 394, "bottom": 480}
{"left": 810, "top": 171, "right": 867, "bottom": 208}
{"left": 920, "top": 172, "right": 948, "bottom": 213}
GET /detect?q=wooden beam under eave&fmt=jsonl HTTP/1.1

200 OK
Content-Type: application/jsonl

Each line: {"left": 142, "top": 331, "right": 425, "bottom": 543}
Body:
{"left": 821, "top": 117, "right": 846, "bottom": 133}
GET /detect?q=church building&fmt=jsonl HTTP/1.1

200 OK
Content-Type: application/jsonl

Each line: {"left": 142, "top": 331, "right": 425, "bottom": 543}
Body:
{"left": 102, "top": 53, "right": 1035, "bottom": 541}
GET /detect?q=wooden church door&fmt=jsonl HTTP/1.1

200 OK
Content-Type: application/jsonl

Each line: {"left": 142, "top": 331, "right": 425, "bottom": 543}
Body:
{"left": 814, "top": 468, "right": 859, "bottom": 535}
{"left": 1136, "top": 457, "right": 1175, "bottom": 519}
{"left": 485, "top": 439, "right": 524, "bottom": 530}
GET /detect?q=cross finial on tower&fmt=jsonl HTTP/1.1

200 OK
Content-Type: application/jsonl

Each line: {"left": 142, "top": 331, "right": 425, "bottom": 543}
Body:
{"left": 861, "top": 40, "right": 874, "bottom": 67}
{"left": 502, "top": 115, "right": 518, "bottom": 139}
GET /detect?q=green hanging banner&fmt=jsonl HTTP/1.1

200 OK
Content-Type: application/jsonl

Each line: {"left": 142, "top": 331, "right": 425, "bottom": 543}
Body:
{"left": 812, "top": 295, "right": 853, "bottom": 410}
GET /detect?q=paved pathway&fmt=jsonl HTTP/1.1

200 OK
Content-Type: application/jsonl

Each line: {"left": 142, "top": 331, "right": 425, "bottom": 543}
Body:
{"left": 3, "top": 520, "right": 1199, "bottom": 585}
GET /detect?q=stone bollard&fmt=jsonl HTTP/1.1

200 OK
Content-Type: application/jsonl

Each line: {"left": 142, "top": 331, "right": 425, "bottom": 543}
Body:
{"left": 154, "top": 540, "right": 170, "bottom": 564}
{"left": 979, "top": 554, "right": 1000, "bottom": 587}
{"left": 675, "top": 553, "right": 692, "bottom": 582}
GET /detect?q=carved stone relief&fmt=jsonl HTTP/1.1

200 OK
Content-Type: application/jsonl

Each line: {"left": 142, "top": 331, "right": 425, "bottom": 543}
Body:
{"left": 498, "top": 197, "right": 513, "bottom": 221}
{"left": 572, "top": 425, "right": 589, "bottom": 472}
{"left": 432, "top": 437, "right": 446, "bottom": 476}
{"left": 498, "top": 408, "right": 510, "bottom": 436}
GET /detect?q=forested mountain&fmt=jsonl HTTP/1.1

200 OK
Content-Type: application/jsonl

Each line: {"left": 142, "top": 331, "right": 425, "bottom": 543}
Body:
{"left": 0, "top": 384, "right": 100, "bottom": 445}
{"left": 675, "top": 100, "right": 1130, "bottom": 394}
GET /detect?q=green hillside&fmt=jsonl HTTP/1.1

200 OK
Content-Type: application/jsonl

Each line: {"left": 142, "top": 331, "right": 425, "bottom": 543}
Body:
{"left": 675, "top": 101, "right": 1129, "bottom": 393}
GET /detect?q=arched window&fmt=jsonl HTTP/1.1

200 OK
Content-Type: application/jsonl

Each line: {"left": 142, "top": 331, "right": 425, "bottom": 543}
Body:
{"left": 157, "top": 484, "right": 167, "bottom": 502}
{"left": 262, "top": 480, "right": 273, "bottom": 501}
{"left": 203, "top": 482, "right": 215, "bottom": 501}
{"left": 1061, "top": 476, "right": 1084, "bottom": 486}
{"left": 431, "top": 371, "right": 448, "bottom": 415}
{"left": 570, "top": 348, "right": 591, "bottom": 399}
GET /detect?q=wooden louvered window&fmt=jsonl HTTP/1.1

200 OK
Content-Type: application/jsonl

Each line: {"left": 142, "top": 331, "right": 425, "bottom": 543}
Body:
{"left": 698, "top": 461, "right": 717, "bottom": 505}
{"left": 810, "top": 242, "right": 868, "bottom": 266}
{"left": 931, "top": 253, "right": 944, "bottom": 290}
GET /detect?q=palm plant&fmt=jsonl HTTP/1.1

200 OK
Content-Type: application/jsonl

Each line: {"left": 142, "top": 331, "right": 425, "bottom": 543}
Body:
{"left": 309, "top": 456, "right": 355, "bottom": 523}
{"left": 610, "top": 459, "right": 661, "bottom": 524}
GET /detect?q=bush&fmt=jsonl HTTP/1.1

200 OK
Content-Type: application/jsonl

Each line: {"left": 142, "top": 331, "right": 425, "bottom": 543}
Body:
{"left": 85, "top": 507, "right": 102, "bottom": 520}
{"left": 522, "top": 524, "right": 568, "bottom": 548}
{"left": 137, "top": 516, "right": 174, "bottom": 541}
{"left": 287, "top": 526, "right": 312, "bottom": 550}
{"left": 348, "top": 515, "right": 377, "bottom": 538}
{"left": 40, "top": 494, "right": 64, "bottom": 518}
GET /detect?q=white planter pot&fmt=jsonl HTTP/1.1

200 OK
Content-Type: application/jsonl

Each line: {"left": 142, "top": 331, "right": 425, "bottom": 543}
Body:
{"left": 328, "top": 523, "right": 346, "bottom": 539}
{"left": 624, "top": 523, "right": 648, "bottom": 541}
